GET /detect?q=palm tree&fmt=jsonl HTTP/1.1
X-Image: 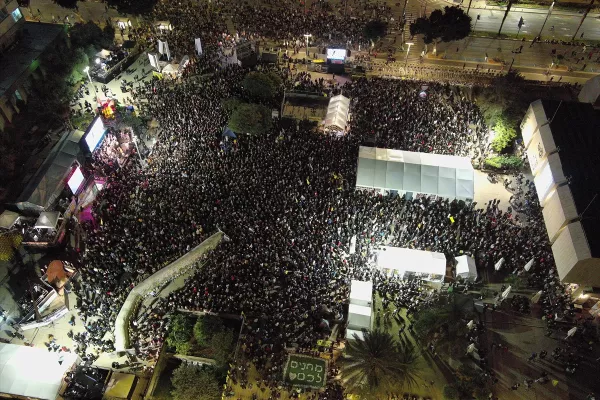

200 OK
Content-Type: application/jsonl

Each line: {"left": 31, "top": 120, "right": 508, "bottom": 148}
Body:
{"left": 340, "top": 330, "right": 421, "bottom": 395}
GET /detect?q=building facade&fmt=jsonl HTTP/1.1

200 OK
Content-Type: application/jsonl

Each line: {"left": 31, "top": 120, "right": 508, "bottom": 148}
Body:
{"left": 0, "top": 0, "right": 65, "bottom": 131}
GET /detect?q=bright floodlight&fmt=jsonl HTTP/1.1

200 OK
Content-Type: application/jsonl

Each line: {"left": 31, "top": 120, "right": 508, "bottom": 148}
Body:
{"left": 95, "top": 58, "right": 101, "bottom": 64}
{"left": 83, "top": 66, "right": 90, "bottom": 73}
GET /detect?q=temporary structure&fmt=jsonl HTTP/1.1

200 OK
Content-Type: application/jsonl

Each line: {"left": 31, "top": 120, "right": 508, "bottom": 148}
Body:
{"left": 34, "top": 211, "right": 61, "bottom": 230}
{"left": 348, "top": 304, "right": 372, "bottom": 331}
{"left": 323, "top": 95, "right": 350, "bottom": 132}
{"left": 0, "top": 210, "right": 20, "bottom": 230}
{"left": 455, "top": 255, "right": 477, "bottom": 281}
{"left": 349, "top": 280, "right": 372, "bottom": 308}
{"left": 15, "top": 129, "right": 84, "bottom": 211}
{"left": 0, "top": 343, "right": 79, "bottom": 400}
{"left": 376, "top": 246, "right": 446, "bottom": 284}
{"left": 356, "top": 147, "right": 474, "bottom": 200}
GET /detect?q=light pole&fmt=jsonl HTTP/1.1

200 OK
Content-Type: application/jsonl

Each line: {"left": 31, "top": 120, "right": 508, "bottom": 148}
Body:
{"left": 533, "top": 1, "right": 555, "bottom": 46}
{"left": 303, "top": 33, "right": 312, "bottom": 56}
{"left": 404, "top": 42, "right": 414, "bottom": 68}
{"left": 132, "top": 134, "right": 147, "bottom": 168}
{"left": 83, "top": 66, "right": 99, "bottom": 106}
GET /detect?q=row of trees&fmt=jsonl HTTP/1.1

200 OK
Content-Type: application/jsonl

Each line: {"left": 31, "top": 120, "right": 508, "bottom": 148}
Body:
{"left": 166, "top": 314, "right": 236, "bottom": 369}
{"left": 165, "top": 314, "right": 237, "bottom": 400}
{"left": 223, "top": 71, "right": 283, "bottom": 135}
{"left": 410, "top": 6, "right": 472, "bottom": 45}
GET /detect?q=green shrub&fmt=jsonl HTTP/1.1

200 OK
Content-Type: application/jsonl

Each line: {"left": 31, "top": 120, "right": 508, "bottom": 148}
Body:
{"left": 491, "top": 116, "right": 518, "bottom": 153}
{"left": 485, "top": 155, "right": 523, "bottom": 170}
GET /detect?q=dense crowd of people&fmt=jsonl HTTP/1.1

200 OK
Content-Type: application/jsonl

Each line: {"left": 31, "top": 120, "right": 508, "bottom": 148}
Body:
{"left": 59, "top": 1, "right": 595, "bottom": 399}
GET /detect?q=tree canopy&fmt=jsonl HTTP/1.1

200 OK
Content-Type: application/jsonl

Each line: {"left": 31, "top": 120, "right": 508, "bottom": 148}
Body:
{"left": 490, "top": 115, "right": 517, "bottom": 153}
{"left": 193, "top": 315, "right": 224, "bottom": 347}
{"left": 228, "top": 102, "right": 272, "bottom": 135}
{"left": 410, "top": 6, "right": 471, "bottom": 44}
{"left": 364, "top": 19, "right": 388, "bottom": 40}
{"left": 69, "top": 22, "right": 114, "bottom": 50}
{"left": 242, "top": 72, "right": 282, "bottom": 104}
{"left": 166, "top": 314, "right": 195, "bottom": 355}
{"left": 171, "top": 365, "right": 221, "bottom": 400}
{"left": 340, "top": 330, "right": 421, "bottom": 395}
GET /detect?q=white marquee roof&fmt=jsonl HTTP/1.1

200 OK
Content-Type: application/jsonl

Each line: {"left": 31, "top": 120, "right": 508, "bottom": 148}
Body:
{"left": 376, "top": 246, "right": 446, "bottom": 281}
{"left": 324, "top": 95, "right": 350, "bottom": 131}
{"left": 455, "top": 255, "right": 477, "bottom": 280}
{"left": 349, "top": 280, "right": 372, "bottom": 307}
{"left": 34, "top": 211, "right": 61, "bottom": 230}
{"left": 551, "top": 222, "right": 600, "bottom": 287}
{"left": 0, "top": 343, "right": 78, "bottom": 400}
{"left": 356, "top": 147, "right": 474, "bottom": 199}
{"left": 0, "top": 210, "right": 20, "bottom": 230}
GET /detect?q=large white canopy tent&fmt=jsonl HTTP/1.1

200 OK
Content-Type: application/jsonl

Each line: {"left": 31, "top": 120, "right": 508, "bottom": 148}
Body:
{"left": 0, "top": 343, "right": 79, "bottom": 400}
{"left": 356, "top": 147, "right": 474, "bottom": 200}
{"left": 323, "top": 95, "right": 350, "bottom": 132}
{"left": 376, "top": 246, "right": 446, "bottom": 283}
{"left": 520, "top": 99, "right": 600, "bottom": 287}
{"left": 0, "top": 210, "right": 20, "bottom": 230}
{"left": 347, "top": 280, "right": 373, "bottom": 339}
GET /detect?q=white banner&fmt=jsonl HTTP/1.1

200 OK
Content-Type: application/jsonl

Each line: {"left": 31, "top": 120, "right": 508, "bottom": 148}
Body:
{"left": 148, "top": 53, "right": 160, "bottom": 71}
{"left": 195, "top": 38, "right": 203, "bottom": 55}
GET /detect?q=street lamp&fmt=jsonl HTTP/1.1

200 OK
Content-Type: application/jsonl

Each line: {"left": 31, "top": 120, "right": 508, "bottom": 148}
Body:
{"left": 132, "top": 134, "right": 147, "bottom": 168}
{"left": 404, "top": 42, "right": 414, "bottom": 68}
{"left": 303, "top": 33, "right": 312, "bottom": 56}
{"left": 83, "top": 66, "right": 100, "bottom": 105}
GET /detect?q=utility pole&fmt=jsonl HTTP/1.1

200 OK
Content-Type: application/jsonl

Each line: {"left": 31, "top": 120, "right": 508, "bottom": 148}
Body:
{"left": 497, "top": 0, "right": 515, "bottom": 35}
{"left": 467, "top": 0, "right": 474, "bottom": 14}
{"left": 573, "top": 0, "right": 594, "bottom": 41}
{"left": 532, "top": 1, "right": 555, "bottom": 46}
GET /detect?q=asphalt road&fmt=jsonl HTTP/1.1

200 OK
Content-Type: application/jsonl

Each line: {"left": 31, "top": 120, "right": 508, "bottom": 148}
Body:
{"left": 467, "top": 7, "right": 600, "bottom": 41}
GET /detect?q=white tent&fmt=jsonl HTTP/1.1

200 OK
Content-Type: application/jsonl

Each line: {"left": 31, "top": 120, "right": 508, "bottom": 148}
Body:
{"left": 0, "top": 210, "right": 20, "bottom": 230}
{"left": 376, "top": 246, "right": 446, "bottom": 283}
{"left": 0, "top": 343, "right": 79, "bottom": 400}
{"left": 350, "top": 280, "right": 372, "bottom": 308}
{"left": 34, "top": 211, "right": 61, "bottom": 230}
{"left": 324, "top": 95, "right": 350, "bottom": 132}
{"left": 162, "top": 63, "right": 179, "bottom": 74}
{"left": 346, "top": 328, "right": 365, "bottom": 341}
{"left": 356, "top": 147, "right": 474, "bottom": 200}
{"left": 455, "top": 255, "right": 477, "bottom": 281}
{"left": 348, "top": 304, "right": 372, "bottom": 331}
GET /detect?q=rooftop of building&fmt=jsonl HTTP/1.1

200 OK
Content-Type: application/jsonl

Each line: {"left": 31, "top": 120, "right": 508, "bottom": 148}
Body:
{"left": 541, "top": 99, "right": 600, "bottom": 257}
{"left": 0, "top": 22, "right": 64, "bottom": 98}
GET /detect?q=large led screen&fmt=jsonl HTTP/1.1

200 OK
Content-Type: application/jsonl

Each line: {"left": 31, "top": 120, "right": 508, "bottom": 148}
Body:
{"left": 68, "top": 167, "right": 85, "bottom": 194}
{"left": 84, "top": 117, "right": 106, "bottom": 152}
{"left": 326, "top": 49, "right": 346, "bottom": 60}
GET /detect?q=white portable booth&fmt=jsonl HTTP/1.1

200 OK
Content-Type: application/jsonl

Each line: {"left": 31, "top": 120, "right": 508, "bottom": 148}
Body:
{"left": 455, "top": 255, "right": 477, "bottom": 281}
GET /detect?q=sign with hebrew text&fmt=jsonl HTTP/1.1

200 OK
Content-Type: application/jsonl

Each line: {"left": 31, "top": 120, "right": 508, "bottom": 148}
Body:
{"left": 284, "top": 354, "right": 327, "bottom": 389}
